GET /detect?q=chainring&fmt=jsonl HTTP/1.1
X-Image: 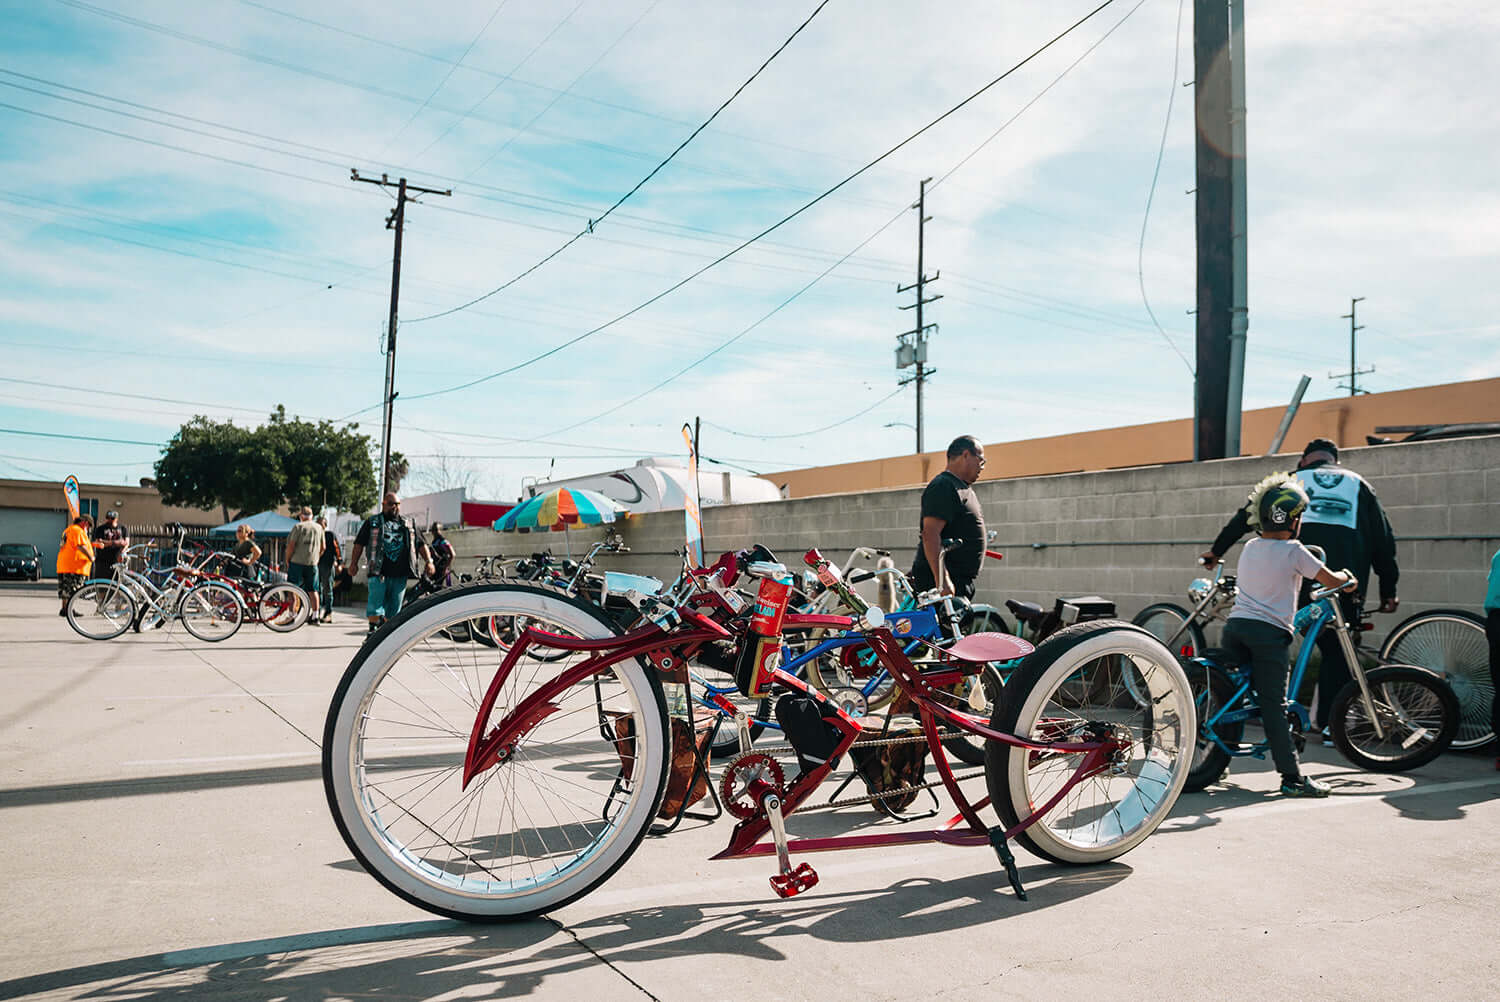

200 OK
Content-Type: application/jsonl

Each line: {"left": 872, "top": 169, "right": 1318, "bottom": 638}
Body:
{"left": 719, "top": 751, "right": 787, "bottom": 820}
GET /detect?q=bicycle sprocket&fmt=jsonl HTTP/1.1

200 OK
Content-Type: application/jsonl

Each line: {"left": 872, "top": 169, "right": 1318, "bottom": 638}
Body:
{"left": 719, "top": 752, "right": 786, "bottom": 820}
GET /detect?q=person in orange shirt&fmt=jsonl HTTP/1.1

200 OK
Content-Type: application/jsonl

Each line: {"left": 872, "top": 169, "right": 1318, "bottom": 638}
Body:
{"left": 56, "top": 515, "right": 95, "bottom": 616}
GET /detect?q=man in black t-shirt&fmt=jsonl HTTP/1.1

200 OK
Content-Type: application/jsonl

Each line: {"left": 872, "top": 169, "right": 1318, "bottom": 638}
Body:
{"left": 91, "top": 510, "right": 130, "bottom": 581}
{"left": 910, "top": 435, "right": 987, "bottom": 598}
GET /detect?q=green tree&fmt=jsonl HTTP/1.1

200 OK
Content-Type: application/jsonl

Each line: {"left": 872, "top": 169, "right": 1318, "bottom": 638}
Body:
{"left": 155, "top": 408, "right": 379, "bottom": 518}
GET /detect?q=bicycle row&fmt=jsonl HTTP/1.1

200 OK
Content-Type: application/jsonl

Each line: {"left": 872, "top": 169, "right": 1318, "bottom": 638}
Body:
{"left": 64, "top": 529, "right": 313, "bottom": 642}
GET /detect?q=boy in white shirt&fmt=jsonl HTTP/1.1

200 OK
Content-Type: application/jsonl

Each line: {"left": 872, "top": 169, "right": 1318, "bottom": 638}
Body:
{"left": 1221, "top": 474, "right": 1353, "bottom": 798}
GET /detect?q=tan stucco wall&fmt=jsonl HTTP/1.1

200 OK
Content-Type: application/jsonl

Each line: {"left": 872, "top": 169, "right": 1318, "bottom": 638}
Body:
{"left": 0, "top": 478, "right": 221, "bottom": 529}
{"left": 767, "top": 377, "right": 1500, "bottom": 498}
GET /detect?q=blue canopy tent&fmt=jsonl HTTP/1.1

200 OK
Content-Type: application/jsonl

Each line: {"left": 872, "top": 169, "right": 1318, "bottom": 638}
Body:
{"left": 209, "top": 511, "right": 298, "bottom": 537}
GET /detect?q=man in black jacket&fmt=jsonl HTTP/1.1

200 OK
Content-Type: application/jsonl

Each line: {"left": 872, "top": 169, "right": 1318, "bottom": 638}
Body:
{"left": 1200, "top": 438, "right": 1400, "bottom": 731}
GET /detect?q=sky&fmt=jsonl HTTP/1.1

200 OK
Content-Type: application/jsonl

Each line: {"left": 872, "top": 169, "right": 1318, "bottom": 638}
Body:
{"left": 2, "top": 0, "right": 1497, "bottom": 503}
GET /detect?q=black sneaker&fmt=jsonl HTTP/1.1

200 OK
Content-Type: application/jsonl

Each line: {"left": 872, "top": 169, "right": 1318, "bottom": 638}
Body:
{"left": 1280, "top": 776, "right": 1331, "bottom": 798}
{"left": 367, "top": 622, "right": 379, "bottom": 635}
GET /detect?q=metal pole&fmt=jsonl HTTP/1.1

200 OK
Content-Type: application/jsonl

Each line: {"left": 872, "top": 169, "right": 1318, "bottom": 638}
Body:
{"left": 1225, "top": 0, "right": 1248, "bottom": 457}
{"left": 1193, "top": 0, "right": 1233, "bottom": 461}
{"left": 1266, "top": 374, "right": 1311, "bottom": 455}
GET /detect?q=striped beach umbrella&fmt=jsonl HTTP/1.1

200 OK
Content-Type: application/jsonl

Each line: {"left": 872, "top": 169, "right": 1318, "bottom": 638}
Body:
{"left": 492, "top": 487, "right": 628, "bottom": 533}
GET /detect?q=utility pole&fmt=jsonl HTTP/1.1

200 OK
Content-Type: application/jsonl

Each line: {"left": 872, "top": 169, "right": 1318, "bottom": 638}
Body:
{"left": 351, "top": 169, "right": 451, "bottom": 498}
{"left": 896, "top": 177, "right": 941, "bottom": 454}
{"left": 1192, "top": 0, "right": 1248, "bottom": 461}
{"left": 1332, "top": 296, "right": 1373, "bottom": 395}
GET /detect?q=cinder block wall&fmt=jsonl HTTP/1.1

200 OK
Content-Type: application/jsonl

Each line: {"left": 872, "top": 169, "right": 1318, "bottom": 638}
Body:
{"left": 446, "top": 435, "right": 1500, "bottom": 637}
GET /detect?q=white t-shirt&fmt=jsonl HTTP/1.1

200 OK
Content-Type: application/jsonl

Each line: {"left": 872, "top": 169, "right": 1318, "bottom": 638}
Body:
{"left": 1227, "top": 537, "right": 1326, "bottom": 633}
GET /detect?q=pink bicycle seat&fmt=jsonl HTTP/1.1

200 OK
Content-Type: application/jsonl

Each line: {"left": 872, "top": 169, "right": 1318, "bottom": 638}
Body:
{"left": 946, "top": 632, "right": 1034, "bottom": 664}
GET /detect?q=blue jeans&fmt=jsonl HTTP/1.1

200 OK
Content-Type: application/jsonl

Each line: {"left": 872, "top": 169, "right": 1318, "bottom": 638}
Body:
{"left": 318, "top": 561, "right": 335, "bottom": 610}
{"left": 366, "top": 575, "right": 408, "bottom": 621}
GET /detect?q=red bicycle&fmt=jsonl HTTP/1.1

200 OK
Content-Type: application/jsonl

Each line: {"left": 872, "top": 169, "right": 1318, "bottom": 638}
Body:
{"left": 322, "top": 549, "right": 1195, "bottom": 921}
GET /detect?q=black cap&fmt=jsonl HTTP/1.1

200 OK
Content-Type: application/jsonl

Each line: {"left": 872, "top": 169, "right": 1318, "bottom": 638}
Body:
{"left": 1301, "top": 438, "right": 1339, "bottom": 461}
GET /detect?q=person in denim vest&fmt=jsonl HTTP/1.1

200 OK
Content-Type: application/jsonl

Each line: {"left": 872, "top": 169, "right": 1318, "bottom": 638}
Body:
{"left": 349, "top": 493, "right": 433, "bottom": 635}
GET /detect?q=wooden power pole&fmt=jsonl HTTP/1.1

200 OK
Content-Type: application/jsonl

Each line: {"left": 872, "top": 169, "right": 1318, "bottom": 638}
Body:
{"left": 351, "top": 170, "right": 450, "bottom": 498}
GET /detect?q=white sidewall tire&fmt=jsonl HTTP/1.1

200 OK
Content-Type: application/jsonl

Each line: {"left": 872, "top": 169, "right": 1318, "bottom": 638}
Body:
{"left": 323, "top": 583, "right": 668, "bottom": 921}
{"left": 993, "top": 623, "right": 1193, "bottom": 865}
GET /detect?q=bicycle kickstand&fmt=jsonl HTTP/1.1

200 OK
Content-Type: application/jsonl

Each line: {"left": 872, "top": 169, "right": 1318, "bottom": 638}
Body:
{"left": 764, "top": 793, "right": 818, "bottom": 898}
{"left": 987, "top": 826, "right": 1028, "bottom": 901}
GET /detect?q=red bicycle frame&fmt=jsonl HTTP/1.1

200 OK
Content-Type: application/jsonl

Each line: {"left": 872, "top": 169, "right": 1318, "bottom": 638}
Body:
{"left": 461, "top": 595, "right": 1127, "bottom": 899}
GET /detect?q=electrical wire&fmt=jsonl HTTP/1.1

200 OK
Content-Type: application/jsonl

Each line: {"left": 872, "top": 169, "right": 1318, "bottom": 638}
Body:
{"left": 528, "top": 0, "right": 1150, "bottom": 442}
{"left": 462, "top": 0, "right": 662, "bottom": 179}
{"left": 1136, "top": 0, "right": 1195, "bottom": 376}
{"left": 0, "top": 427, "right": 163, "bottom": 447}
{"left": 402, "top": 0, "right": 1122, "bottom": 404}
{"left": 405, "top": 0, "right": 837, "bottom": 323}
{"left": 377, "top": 0, "right": 515, "bottom": 157}
{"left": 412, "top": 0, "right": 582, "bottom": 163}
{"left": 701, "top": 386, "right": 907, "bottom": 441}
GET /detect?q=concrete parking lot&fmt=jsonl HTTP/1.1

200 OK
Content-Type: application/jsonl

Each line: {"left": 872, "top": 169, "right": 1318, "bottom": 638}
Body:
{"left": 2, "top": 580, "right": 1497, "bottom": 1001}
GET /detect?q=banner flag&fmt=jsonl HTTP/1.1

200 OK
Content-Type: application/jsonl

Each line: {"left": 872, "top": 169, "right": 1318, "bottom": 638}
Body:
{"left": 63, "top": 475, "right": 80, "bottom": 520}
{"left": 680, "top": 423, "right": 703, "bottom": 569}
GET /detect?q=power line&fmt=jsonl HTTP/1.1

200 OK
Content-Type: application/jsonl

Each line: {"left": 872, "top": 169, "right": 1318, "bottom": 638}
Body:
{"left": 1135, "top": 0, "right": 1194, "bottom": 376}
{"left": 412, "top": 0, "right": 582, "bottom": 163}
{"left": 401, "top": 0, "right": 1123, "bottom": 402}
{"left": 405, "top": 0, "right": 837, "bottom": 323}
{"left": 378, "top": 0, "right": 515, "bottom": 157}
{"left": 490, "top": 0, "right": 1146, "bottom": 441}
{"left": 703, "top": 386, "right": 907, "bottom": 441}
{"left": 0, "top": 427, "right": 162, "bottom": 447}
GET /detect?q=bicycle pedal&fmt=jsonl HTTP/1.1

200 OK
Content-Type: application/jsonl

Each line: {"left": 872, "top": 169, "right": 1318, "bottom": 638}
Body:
{"left": 769, "top": 861, "right": 819, "bottom": 898}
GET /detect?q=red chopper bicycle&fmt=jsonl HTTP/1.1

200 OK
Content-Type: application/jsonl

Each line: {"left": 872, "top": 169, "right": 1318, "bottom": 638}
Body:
{"left": 322, "top": 545, "right": 1196, "bottom": 921}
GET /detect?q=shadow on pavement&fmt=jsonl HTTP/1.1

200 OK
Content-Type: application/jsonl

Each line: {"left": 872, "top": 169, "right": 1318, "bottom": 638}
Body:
{"left": 0, "top": 865, "right": 1127, "bottom": 1000}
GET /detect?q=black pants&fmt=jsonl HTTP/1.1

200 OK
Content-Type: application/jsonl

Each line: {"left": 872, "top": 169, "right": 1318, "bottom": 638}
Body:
{"left": 1312, "top": 592, "right": 1361, "bottom": 729}
{"left": 1487, "top": 610, "right": 1500, "bottom": 741}
{"left": 1221, "top": 617, "right": 1303, "bottom": 781}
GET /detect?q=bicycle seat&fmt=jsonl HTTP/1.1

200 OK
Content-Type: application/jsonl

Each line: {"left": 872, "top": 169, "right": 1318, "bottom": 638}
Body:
{"left": 1004, "top": 599, "right": 1047, "bottom": 625}
{"left": 947, "top": 632, "right": 1034, "bottom": 664}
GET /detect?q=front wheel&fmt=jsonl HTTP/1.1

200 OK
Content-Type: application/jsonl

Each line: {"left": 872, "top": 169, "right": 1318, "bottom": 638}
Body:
{"left": 178, "top": 581, "right": 244, "bottom": 642}
{"left": 323, "top": 583, "right": 669, "bottom": 921}
{"left": 986, "top": 621, "right": 1195, "bottom": 865}
{"left": 258, "top": 583, "right": 311, "bottom": 632}
{"left": 1378, "top": 609, "right": 1492, "bottom": 749}
{"left": 1132, "top": 603, "right": 1206, "bottom": 658}
{"left": 66, "top": 580, "right": 136, "bottom": 640}
{"left": 1329, "top": 665, "right": 1458, "bottom": 772}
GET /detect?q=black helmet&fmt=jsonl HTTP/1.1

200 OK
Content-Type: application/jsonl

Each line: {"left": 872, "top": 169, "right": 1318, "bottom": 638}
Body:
{"left": 1258, "top": 480, "right": 1308, "bottom": 530}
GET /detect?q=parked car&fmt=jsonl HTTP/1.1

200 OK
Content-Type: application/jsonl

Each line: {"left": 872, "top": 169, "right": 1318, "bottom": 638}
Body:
{"left": 1366, "top": 422, "right": 1500, "bottom": 445}
{"left": 0, "top": 543, "right": 42, "bottom": 581}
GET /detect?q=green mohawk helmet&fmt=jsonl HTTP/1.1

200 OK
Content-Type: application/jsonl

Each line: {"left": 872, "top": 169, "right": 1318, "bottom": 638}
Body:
{"left": 1245, "top": 472, "right": 1309, "bottom": 531}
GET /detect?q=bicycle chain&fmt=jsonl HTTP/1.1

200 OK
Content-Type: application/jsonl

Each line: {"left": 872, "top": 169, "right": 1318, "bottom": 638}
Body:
{"left": 801, "top": 769, "right": 988, "bottom": 813}
{"left": 730, "top": 729, "right": 962, "bottom": 757}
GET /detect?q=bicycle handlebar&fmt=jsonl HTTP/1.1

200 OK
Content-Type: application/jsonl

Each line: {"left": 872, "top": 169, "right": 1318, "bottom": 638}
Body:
{"left": 1309, "top": 571, "right": 1358, "bottom": 603}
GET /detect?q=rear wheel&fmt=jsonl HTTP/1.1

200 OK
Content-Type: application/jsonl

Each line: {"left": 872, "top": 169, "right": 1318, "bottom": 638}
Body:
{"left": 66, "top": 580, "right": 136, "bottom": 640}
{"left": 178, "top": 581, "right": 243, "bottom": 642}
{"left": 323, "top": 583, "right": 668, "bottom": 921}
{"left": 1182, "top": 660, "right": 1243, "bottom": 791}
{"left": 1378, "top": 610, "right": 1491, "bottom": 749}
{"left": 258, "top": 583, "right": 310, "bottom": 632}
{"left": 986, "top": 621, "right": 1194, "bottom": 865}
{"left": 1329, "top": 665, "right": 1458, "bottom": 772}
